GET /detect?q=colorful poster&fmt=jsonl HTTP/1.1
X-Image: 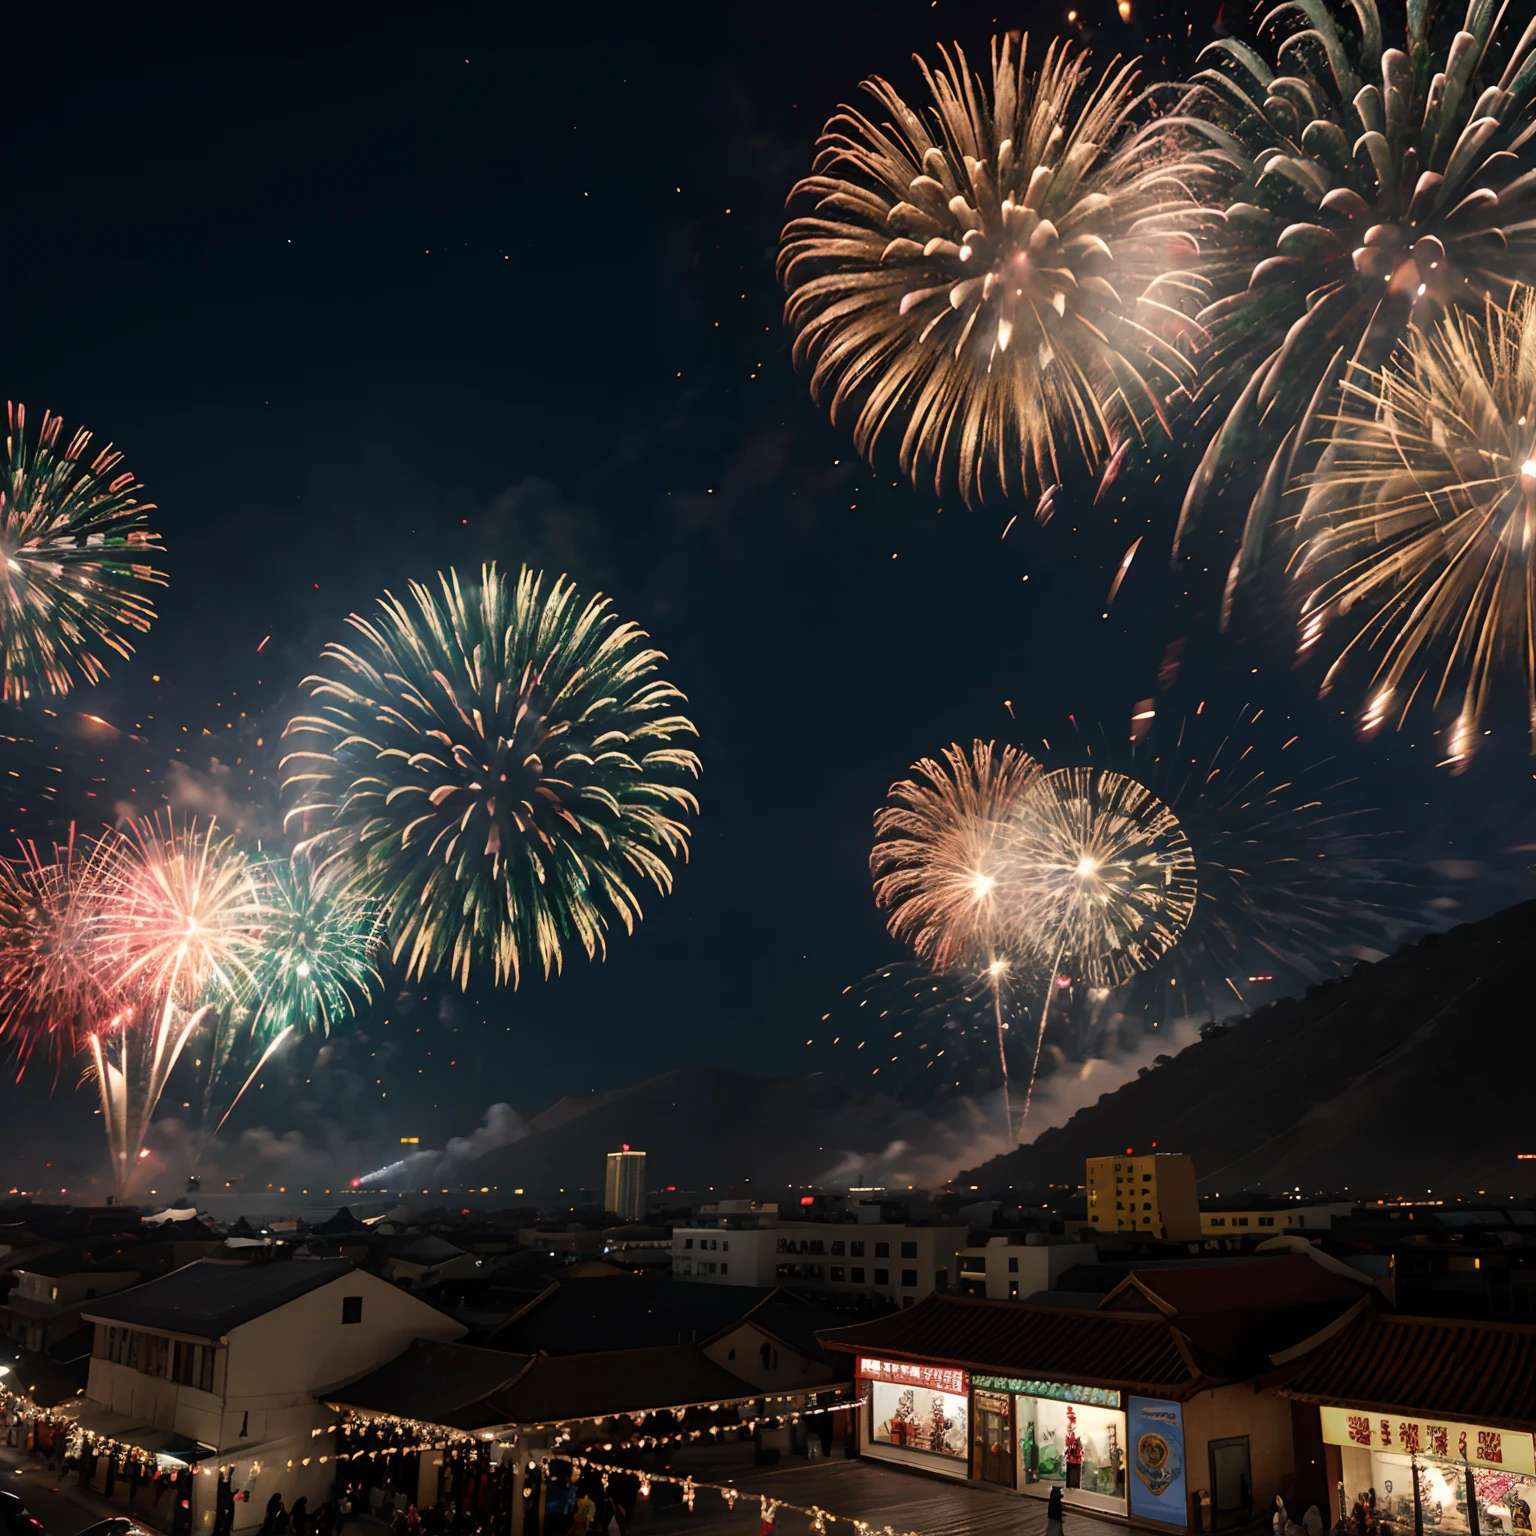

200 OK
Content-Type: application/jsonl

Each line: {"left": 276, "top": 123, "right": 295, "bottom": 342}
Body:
{"left": 1128, "top": 1397, "right": 1187, "bottom": 1527}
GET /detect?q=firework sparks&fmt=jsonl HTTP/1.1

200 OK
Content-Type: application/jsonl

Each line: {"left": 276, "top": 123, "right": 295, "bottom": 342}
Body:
{"left": 281, "top": 564, "right": 701, "bottom": 990}
{"left": 1164, "top": 0, "right": 1536, "bottom": 606}
{"left": 1008, "top": 766, "right": 1197, "bottom": 1122}
{"left": 0, "top": 404, "right": 166, "bottom": 701}
{"left": 779, "top": 36, "right": 1199, "bottom": 504}
{"left": 0, "top": 831, "right": 117, "bottom": 1078}
{"left": 872, "top": 740, "right": 1042, "bottom": 1133}
{"left": 1298, "top": 290, "right": 1536, "bottom": 764}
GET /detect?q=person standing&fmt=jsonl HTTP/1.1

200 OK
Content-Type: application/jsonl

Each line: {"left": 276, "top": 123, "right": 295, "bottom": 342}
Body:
{"left": 1047, "top": 1485, "right": 1065, "bottom": 1536}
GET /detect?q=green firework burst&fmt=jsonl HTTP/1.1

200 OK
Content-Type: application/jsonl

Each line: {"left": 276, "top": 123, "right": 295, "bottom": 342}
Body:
{"left": 0, "top": 404, "right": 166, "bottom": 701}
{"left": 280, "top": 564, "right": 701, "bottom": 989}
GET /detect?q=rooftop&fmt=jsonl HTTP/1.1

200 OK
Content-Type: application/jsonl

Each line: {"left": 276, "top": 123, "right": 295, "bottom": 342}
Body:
{"left": 81, "top": 1259, "right": 354, "bottom": 1339}
{"left": 1279, "top": 1307, "right": 1536, "bottom": 1429}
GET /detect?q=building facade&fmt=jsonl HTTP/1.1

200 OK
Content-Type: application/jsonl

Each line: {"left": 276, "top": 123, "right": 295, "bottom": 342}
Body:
{"left": 955, "top": 1238, "right": 1098, "bottom": 1301}
{"left": 672, "top": 1220, "right": 964, "bottom": 1306}
{"left": 78, "top": 1259, "right": 464, "bottom": 1531}
{"left": 1086, "top": 1154, "right": 1199, "bottom": 1241}
{"left": 603, "top": 1149, "right": 646, "bottom": 1222}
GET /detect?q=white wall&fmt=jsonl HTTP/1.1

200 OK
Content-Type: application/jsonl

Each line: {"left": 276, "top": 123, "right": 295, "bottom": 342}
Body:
{"left": 85, "top": 1268, "right": 465, "bottom": 1535}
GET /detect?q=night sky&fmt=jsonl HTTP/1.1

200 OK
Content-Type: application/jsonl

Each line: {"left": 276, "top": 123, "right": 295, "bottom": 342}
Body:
{"left": 4, "top": 0, "right": 1533, "bottom": 1192}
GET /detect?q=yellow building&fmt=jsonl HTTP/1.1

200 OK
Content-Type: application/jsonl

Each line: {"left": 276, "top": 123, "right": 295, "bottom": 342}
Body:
{"left": 1086, "top": 1152, "right": 1198, "bottom": 1240}
{"left": 604, "top": 1146, "right": 647, "bottom": 1222}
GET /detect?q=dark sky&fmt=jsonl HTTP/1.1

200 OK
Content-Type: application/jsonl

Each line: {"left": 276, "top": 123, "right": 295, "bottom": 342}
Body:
{"left": 3, "top": 0, "right": 1533, "bottom": 1192}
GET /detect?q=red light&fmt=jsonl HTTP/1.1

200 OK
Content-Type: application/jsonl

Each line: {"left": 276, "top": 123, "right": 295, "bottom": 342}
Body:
{"left": 461, "top": 1209, "right": 470, "bottom": 1215}
{"left": 799, "top": 1196, "right": 816, "bottom": 1206}
{"left": 665, "top": 1185, "right": 676, "bottom": 1192}
{"left": 1151, "top": 1141, "right": 1157, "bottom": 1148}
{"left": 1125, "top": 1147, "right": 1133, "bottom": 1155}
{"left": 350, "top": 1178, "right": 361, "bottom": 1188}
{"left": 622, "top": 1143, "right": 630, "bottom": 1152}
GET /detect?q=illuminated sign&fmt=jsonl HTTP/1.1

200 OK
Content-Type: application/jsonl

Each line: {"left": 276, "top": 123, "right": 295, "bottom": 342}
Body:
{"left": 857, "top": 1357, "right": 968, "bottom": 1396}
{"left": 1320, "top": 1407, "right": 1535, "bottom": 1475}
{"left": 974, "top": 1374, "right": 1121, "bottom": 1408}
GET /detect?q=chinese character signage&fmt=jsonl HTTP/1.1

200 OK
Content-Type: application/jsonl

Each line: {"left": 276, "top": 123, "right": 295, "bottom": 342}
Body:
{"left": 1128, "top": 1397, "right": 1187, "bottom": 1527}
{"left": 1320, "top": 1408, "right": 1535, "bottom": 1476}
{"left": 857, "top": 1357, "right": 968, "bottom": 1396}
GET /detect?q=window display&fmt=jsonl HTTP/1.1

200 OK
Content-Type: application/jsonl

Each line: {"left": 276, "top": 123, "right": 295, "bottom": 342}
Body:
{"left": 1322, "top": 1406, "right": 1536, "bottom": 1536}
{"left": 1019, "top": 1397, "right": 1127, "bottom": 1513}
{"left": 869, "top": 1379, "right": 968, "bottom": 1462}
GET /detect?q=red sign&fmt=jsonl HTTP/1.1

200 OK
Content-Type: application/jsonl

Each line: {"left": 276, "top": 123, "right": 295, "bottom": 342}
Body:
{"left": 857, "top": 1356, "right": 968, "bottom": 1396}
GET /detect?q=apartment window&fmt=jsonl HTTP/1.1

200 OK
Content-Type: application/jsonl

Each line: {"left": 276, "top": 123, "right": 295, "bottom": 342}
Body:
{"left": 810, "top": 1240, "right": 825, "bottom": 1255}
{"left": 850, "top": 1241, "right": 865, "bottom": 1258}
{"left": 831, "top": 1241, "right": 845, "bottom": 1257}
{"left": 900, "top": 1242, "right": 917, "bottom": 1259}
{"left": 1211, "top": 1218, "right": 1226, "bottom": 1228}
{"left": 722, "top": 1240, "right": 730, "bottom": 1251}
{"left": 851, "top": 1267, "right": 865, "bottom": 1283}
{"left": 341, "top": 1295, "right": 363, "bottom": 1325}
{"left": 1143, "top": 1202, "right": 1152, "bottom": 1211}
{"left": 1143, "top": 1174, "right": 1153, "bottom": 1182}
{"left": 1235, "top": 1217, "right": 1249, "bottom": 1228}
{"left": 874, "top": 1242, "right": 890, "bottom": 1258}
{"left": 707, "top": 1262, "right": 717, "bottom": 1274}
{"left": 1259, "top": 1217, "right": 1274, "bottom": 1227}
{"left": 874, "top": 1268, "right": 889, "bottom": 1285}
{"left": 1007, "top": 1257, "right": 1019, "bottom": 1273}
{"left": 830, "top": 1266, "right": 845, "bottom": 1283}
{"left": 720, "top": 1263, "right": 729, "bottom": 1275}
{"left": 1116, "top": 1201, "right": 1124, "bottom": 1210}
{"left": 685, "top": 1238, "right": 694, "bottom": 1249}
{"left": 900, "top": 1269, "right": 918, "bottom": 1288}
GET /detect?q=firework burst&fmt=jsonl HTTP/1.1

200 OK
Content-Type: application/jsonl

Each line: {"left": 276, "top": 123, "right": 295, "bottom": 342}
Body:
{"left": 281, "top": 564, "right": 700, "bottom": 990}
{"left": 779, "top": 36, "right": 1199, "bottom": 503}
{"left": 0, "top": 832, "right": 117, "bottom": 1078}
{"left": 1297, "top": 290, "right": 1536, "bottom": 766}
{"left": 871, "top": 738, "right": 1042, "bottom": 971}
{"left": 871, "top": 739, "right": 1043, "bottom": 1133}
{"left": 1165, "top": 0, "right": 1536, "bottom": 608}
{"left": 1008, "top": 765, "right": 1197, "bottom": 1123}
{"left": 0, "top": 404, "right": 166, "bottom": 701}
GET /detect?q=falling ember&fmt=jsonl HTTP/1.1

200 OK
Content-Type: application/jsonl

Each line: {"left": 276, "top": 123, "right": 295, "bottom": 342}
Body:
{"left": 1105, "top": 537, "right": 1142, "bottom": 607}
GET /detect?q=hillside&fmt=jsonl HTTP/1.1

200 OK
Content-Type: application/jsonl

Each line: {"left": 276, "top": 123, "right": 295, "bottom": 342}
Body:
{"left": 463, "top": 1065, "right": 994, "bottom": 1196}
{"left": 961, "top": 899, "right": 1536, "bottom": 1197}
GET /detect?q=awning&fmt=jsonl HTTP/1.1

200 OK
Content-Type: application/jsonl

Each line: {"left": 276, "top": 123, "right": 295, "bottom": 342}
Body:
{"left": 59, "top": 1402, "right": 216, "bottom": 1465}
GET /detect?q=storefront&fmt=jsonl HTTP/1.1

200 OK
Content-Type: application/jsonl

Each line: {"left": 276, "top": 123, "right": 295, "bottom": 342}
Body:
{"left": 1319, "top": 1407, "right": 1536, "bottom": 1535}
{"left": 971, "top": 1375, "right": 1127, "bottom": 1511}
{"left": 857, "top": 1356, "right": 970, "bottom": 1479}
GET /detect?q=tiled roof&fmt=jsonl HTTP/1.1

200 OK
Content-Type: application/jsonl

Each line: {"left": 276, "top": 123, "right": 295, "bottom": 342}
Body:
{"left": 331, "top": 1339, "right": 531, "bottom": 1430}
{"left": 332, "top": 1341, "right": 760, "bottom": 1429}
{"left": 818, "top": 1292, "right": 1212, "bottom": 1397}
{"left": 1279, "top": 1310, "right": 1536, "bottom": 1428}
{"left": 80, "top": 1259, "right": 353, "bottom": 1339}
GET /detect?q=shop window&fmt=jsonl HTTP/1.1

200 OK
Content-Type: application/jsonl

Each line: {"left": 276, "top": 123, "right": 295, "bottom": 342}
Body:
{"left": 900, "top": 1242, "right": 917, "bottom": 1259}
{"left": 875, "top": 1242, "right": 890, "bottom": 1258}
{"left": 874, "top": 1268, "right": 889, "bottom": 1285}
{"left": 865, "top": 1372, "right": 964, "bottom": 1453}
{"left": 901, "top": 1269, "right": 918, "bottom": 1287}
{"left": 1017, "top": 1395, "right": 1127, "bottom": 1511}
{"left": 851, "top": 1267, "right": 865, "bottom": 1282}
